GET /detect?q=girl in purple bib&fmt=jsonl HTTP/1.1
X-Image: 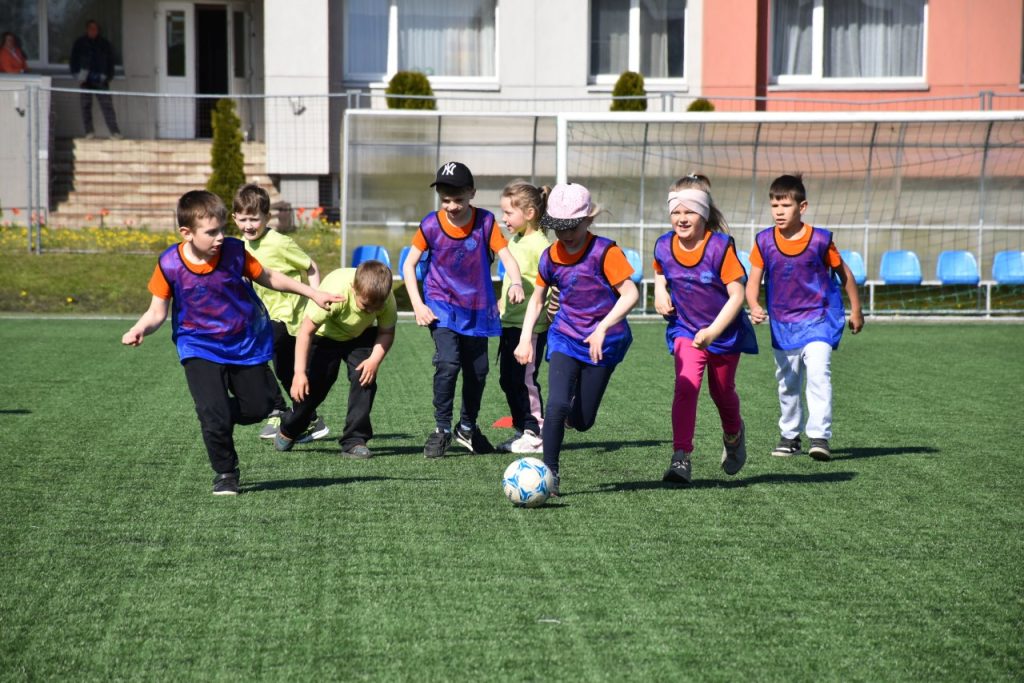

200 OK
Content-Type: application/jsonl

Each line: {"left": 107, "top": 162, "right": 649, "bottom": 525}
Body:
{"left": 653, "top": 174, "right": 757, "bottom": 485}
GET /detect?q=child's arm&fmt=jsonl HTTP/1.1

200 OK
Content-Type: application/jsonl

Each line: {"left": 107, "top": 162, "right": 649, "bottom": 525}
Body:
{"left": 693, "top": 280, "right": 746, "bottom": 349}
{"left": 745, "top": 265, "right": 767, "bottom": 324}
{"left": 583, "top": 279, "right": 639, "bottom": 364}
{"left": 653, "top": 272, "right": 674, "bottom": 316}
{"left": 354, "top": 325, "right": 396, "bottom": 386}
{"left": 402, "top": 245, "right": 438, "bottom": 326}
{"left": 121, "top": 296, "right": 170, "bottom": 346}
{"left": 496, "top": 246, "right": 525, "bottom": 304}
{"left": 514, "top": 284, "right": 548, "bottom": 365}
{"left": 290, "top": 316, "right": 319, "bottom": 402}
{"left": 836, "top": 262, "right": 865, "bottom": 334}
{"left": 306, "top": 257, "right": 322, "bottom": 289}
{"left": 256, "top": 267, "right": 341, "bottom": 310}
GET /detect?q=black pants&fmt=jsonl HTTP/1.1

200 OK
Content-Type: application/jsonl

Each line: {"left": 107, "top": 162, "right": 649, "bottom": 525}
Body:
{"left": 267, "top": 320, "right": 296, "bottom": 412}
{"left": 279, "top": 327, "right": 378, "bottom": 450}
{"left": 431, "top": 326, "right": 489, "bottom": 432}
{"left": 80, "top": 82, "right": 120, "bottom": 135}
{"left": 542, "top": 351, "right": 617, "bottom": 475}
{"left": 498, "top": 326, "right": 546, "bottom": 434}
{"left": 182, "top": 358, "right": 277, "bottom": 475}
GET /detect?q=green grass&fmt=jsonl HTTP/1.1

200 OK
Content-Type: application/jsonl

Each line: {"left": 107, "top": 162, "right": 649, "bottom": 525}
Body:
{"left": 1, "top": 320, "right": 1022, "bottom": 681}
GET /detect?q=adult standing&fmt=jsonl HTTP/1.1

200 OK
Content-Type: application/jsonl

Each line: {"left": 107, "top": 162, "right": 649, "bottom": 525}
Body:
{"left": 69, "top": 19, "right": 121, "bottom": 139}
{"left": 0, "top": 32, "right": 28, "bottom": 73}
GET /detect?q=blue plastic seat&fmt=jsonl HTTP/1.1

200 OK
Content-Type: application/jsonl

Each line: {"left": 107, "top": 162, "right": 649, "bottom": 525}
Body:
{"left": 992, "top": 250, "right": 1024, "bottom": 285}
{"left": 496, "top": 260, "right": 506, "bottom": 280}
{"left": 736, "top": 249, "right": 752, "bottom": 276}
{"left": 879, "top": 250, "right": 922, "bottom": 285}
{"left": 839, "top": 249, "right": 867, "bottom": 286}
{"left": 622, "top": 247, "right": 644, "bottom": 284}
{"left": 398, "top": 245, "right": 429, "bottom": 281}
{"left": 352, "top": 244, "right": 391, "bottom": 268}
{"left": 936, "top": 250, "right": 980, "bottom": 286}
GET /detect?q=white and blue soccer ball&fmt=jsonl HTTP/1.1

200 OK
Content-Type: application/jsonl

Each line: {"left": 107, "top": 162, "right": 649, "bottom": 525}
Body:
{"left": 502, "top": 457, "right": 555, "bottom": 508}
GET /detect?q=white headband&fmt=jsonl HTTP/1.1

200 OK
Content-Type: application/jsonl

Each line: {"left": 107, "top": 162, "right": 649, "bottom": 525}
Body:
{"left": 668, "top": 189, "right": 710, "bottom": 221}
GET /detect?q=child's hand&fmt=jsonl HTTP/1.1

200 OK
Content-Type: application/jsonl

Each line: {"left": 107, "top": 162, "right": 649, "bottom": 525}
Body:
{"left": 749, "top": 305, "right": 767, "bottom": 325}
{"left": 412, "top": 302, "right": 438, "bottom": 326}
{"left": 507, "top": 283, "right": 525, "bottom": 304}
{"left": 290, "top": 372, "right": 310, "bottom": 402}
{"left": 121, "top": 329, "right": 144, "bottom": 346}
{"left": 583, "top": 328, "right": 606, "bottom": 363}
{"left": 654, "top": 291, "right": 675, "bottom": 316}
{"left": 848, "top": 310, "right": 864, "bottom": 334}
{"left": 354, "top": 357, "right": 381, "bottom": 386}
{"left": 692, "top": 328, "right": 712, "bottom": 349}
{"left": 311, "top": 291, "right": 343, "bottom": 310}
{"left": 513, "top": 340, "right": 533, "bottom": 365}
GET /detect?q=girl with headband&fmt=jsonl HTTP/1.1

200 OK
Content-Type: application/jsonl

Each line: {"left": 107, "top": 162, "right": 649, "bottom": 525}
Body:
{"left": 652, "top": 174, "right": 758, "bottom": 485}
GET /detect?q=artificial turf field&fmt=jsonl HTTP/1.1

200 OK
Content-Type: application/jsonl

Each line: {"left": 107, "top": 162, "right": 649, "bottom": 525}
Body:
{"left": 1, "top": 318, "right": 1021, "bottom": 681}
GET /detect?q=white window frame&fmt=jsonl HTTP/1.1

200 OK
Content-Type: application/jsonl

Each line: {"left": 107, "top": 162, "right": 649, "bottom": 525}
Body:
{"left": 769, "top": 0, "right": 928, "bottom": 90}
{"left": 343, "top": 0, "right": 500, "bottom": 90}
{"left": 590, "top": 0, "right": 691, "bottom": 89}
{"left": 16, "top": 0, "right": 123, "bottom": 73}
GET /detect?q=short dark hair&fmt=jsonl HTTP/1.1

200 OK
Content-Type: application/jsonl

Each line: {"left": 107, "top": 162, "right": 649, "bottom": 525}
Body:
{"left": 177, "top": 190, "right": 227, "bottom": 230}
{"left": 352, "top": 260, "right": 393, "bottom": 307}
{"left": 433, "top": 183, "right": 474, "bottom": 197}
{"left": 769, "top": 174, "right": 807, "bottom": 203}
{"left": 233, "top": 183, "right": 270, "bottom": 216}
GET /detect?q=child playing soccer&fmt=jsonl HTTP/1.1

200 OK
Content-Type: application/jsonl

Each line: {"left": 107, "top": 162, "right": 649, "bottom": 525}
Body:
{"left": 121, "top": 190, "right": 341, "bottom": 495}
{"left": 496, "top": 180, "right": 551, "bottom": 454}
{"left": 514, "top": 182, "right": 639, "bottom": 494}
{"left": 403, "top": 161, "right": 525, "bottom": 458}
{"left": 234, "top": 183, "right": 329, "bottom": 443}
{"left": 653, "top": 174, "right": 758, "bottom": 484}
{"left": 273, "top": 259, "right": 397, "bottom": 458}
{"left": 745, "top": 174, "right": 864, "bottom": 461}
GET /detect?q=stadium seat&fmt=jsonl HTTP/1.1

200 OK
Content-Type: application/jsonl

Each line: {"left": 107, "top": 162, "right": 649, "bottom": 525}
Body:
{"left": 936, "top": 250, "right": 980, "bottom": 286}
{"left": 622, "top": 248, "right": 644, "bottom": 285}
{"left": 352, "top": 244, "right": 391, "bottom": 268}
{"left": 992, "top": 250, "right": 1024, "bottom": 285}
{"left": 839, "top": 249, "right": 867, "bottom": 286}
{"left": 879, "top": 250, "right": 922, "bottom": 285}
{"left": 398, "top": 245, "right": 429, "bottom": 281}
{"left": 496, "top": 260, "right": 506, "bottom": 281}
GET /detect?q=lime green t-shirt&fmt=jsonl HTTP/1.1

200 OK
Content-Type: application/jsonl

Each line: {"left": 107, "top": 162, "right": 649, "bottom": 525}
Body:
{"left": 500, "top": 229, "right": 551, "bottom": 332}
{"left": 244, "top": 228, "right": 312, "bottom": 335}
{"left": 305, "top": 268, "right": 398, "bottom": 342}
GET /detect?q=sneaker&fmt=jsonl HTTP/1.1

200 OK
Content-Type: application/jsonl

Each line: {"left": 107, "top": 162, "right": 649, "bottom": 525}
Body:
{"left": 497, "top": 431, "right": 523, "bottom": 453}
{"left": 111, "top": 132, "right": 123, "bottom": 140}
{"left": 721, "top": 421, "right": 747, "bottom": 476}
{"left": 84, "top": 131, "right": 95, "bottom": 140}
{"left": 341, "top": 443, "right": 372, "bottom": 459}
{"left": 274, "top": 431, "right": 294, "bottom": 452}
{"left": 454, "top": 424, "right": 494, "bottom": 454}
{"left": 296, "top": 416, "right": 330, "bottom": 444}
{"left": 212, "top": 472, "right": 239, "bottom": 496}
{"left": 550, "top": 472, "right": 560, "bottom": 498}
{"left": 424, "top": 428, "right": 452, "bottom": 459}
{"left": 259, "top": 413, "right": 283, "bottom": 440}
{"left": 771, "top": 436, "right": 801, "bottom": 457}
{"left": 808, "top": 438, "right": 832, "bottom": 461}
{"left": 511, "top": 429, "right": 543, "bottom": 454}
{"left": 662, "top": 451, "right": 692, "bottom": 484}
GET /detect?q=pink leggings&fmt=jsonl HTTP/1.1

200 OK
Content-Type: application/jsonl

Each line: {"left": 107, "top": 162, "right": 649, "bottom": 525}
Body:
{"left": 672, "top": 337, "right": 742, "bottom": 453}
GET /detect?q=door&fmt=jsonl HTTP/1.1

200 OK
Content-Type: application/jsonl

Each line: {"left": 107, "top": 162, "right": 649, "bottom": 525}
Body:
{"left": 156, "top": 3, "right": 195, "bottom": 139}
{"left": 195, "top": 5, "right": 229, "bottom": 138}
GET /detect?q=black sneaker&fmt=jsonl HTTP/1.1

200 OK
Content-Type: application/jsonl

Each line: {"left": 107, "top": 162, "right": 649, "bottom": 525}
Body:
{"left": 341, "top": 443, "right": 372, "bottom": 459}
{"left": 808, "top": 438, "right": 832, "bottom": 461}
{"left": 212, "top": 472, "right": 239, "bottom": 496}
{"left": 423, "top": 428, "right": 452, "bottom": 459}
{"left": 454, "top": 424, "right": 494, "bottom": 454}
{"left": 771, "top": 436, "right": 801, "bottom": 457}
{"left": 662, "top": 452, "right": 692, "bottom": 484}
{"left": 721, "top": 421, "right": 747, "bottom": 476}
{"left": 550, "top": 472, "right": 561, "bottom": 498}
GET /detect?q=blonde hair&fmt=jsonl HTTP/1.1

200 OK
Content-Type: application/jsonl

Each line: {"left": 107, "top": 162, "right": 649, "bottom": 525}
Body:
{"left": 669, "top": 173, "right": 729, "bottom": 234}
{"left": 353, "top": 259, "right": 393, "bottom": 307}
{"left": 501, "top": 180, "right": 551, "bottom": 231}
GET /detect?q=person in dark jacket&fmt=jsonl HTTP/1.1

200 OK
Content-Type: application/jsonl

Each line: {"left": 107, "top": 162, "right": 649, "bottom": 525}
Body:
{"left": 69, "top": 19, "right": 121, "bottom": 138}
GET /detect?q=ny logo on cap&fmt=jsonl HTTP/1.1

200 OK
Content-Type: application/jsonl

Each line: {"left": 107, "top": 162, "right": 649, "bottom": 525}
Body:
{"left": 441, "top": 162, "right": 457, "bottom": 176}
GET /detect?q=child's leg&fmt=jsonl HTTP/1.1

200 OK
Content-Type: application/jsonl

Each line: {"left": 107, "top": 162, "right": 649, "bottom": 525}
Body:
{"left": 498, "top": 327, "right": 529, "bottom": 432}
{"left": 430, "top": 327, "right": 461, "bottom": 431}
{"left": 705, "top": 352, "right": 742, "bottom": 435}
{"left": 182, "top": 358, "right": 240, "bottom": 476}
{"left": 457, "top": 333, "right": 489, "bottom": 429}
{"left": 528, "top": 332, "right": 547, "bottom": 432}
{"left": 542, "top": 352, "right": 582, "bottom": 475}
{"left": 572, "top": 361, "right": 616, "bottom": 432}
{"left": 339, "top": 328, "right": 379, "bottom": 450}
{"left": 773, "top": 347, "right": 804, "bottom": 439}
{"left": 672, "top": 337, "right": 709, "bottom": 453}
{"left": 280, "top": 340, "right": 344, "bottom": 439}
{"left": 801, "top": 341, "right": 833, "bottom": 440}
{"left": 228, "top": 363, "right": 278, "bottom": 425}
{"left": 269, "top": 320, "right": 296, "bottom": 410}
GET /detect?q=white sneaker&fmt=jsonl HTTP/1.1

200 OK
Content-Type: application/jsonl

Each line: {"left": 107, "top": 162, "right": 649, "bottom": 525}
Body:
{"left": 511, "top": 429, "right": 543, "bottom": 454}
{"left": 296, "top": 416, "right": 330, "bottom": 443}
{"left": 497, "top": 431, "right": 523, "bottom": 453}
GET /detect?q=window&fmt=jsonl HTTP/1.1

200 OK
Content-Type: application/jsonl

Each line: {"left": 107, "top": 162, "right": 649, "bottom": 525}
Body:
{"left": 591, "top": 0, "right": 686, "bottom": 82}
{"left": 344, "top": 0, "right": 496, "bottom": 82}
{"left": 0, "top": 0, "right": 121, "bottom": 68}
{"left": 772, "top": 0, "right": 925, "bottom": 84}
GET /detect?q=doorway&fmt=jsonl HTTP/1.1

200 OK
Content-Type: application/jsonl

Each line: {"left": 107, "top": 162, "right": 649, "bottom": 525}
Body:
{"left": 195, "top": 5, "right": 228, "bottom": 138}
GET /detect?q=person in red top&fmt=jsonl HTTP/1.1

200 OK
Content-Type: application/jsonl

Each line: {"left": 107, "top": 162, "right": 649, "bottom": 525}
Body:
{"left": 0, "top": 32, "right": 28, "bottom": 73}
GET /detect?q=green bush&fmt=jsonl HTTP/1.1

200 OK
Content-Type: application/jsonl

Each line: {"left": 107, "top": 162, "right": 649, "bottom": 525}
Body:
{"left": 206, "top": 98, "right": 246, "bottom": 232}
{"left": 386, "top": 71, "right": 436, "bottom": 110}
{"left": 687, "top": 97, "right": 715, "bottom": 112}
{"left": 610, "top": 71, "right": 647, "bottom": 112}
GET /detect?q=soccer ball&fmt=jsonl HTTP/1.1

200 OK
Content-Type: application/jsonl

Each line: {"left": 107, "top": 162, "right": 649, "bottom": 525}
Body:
{"left": 502, "top": 457, "right": 555, "bottom": 508}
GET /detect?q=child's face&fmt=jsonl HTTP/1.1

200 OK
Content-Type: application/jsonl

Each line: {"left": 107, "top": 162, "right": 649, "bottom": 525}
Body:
{"left": 354, "top": 293, "right": 384, "bottom": 315}
{"left": 555, "top": 221, "right": 590, "bottom": 252}
{"left": 181, "top": 216, "right": 225, "bottom": 258}
{"left": 670, "top": 206, "right": 707, "bottom": 244}
{"left": 500, "top": 196, "right": 535, "bottom": 235}
{"left": 439, "top": 189, "right": 475, "bottom": 223}
{"left": 234, "top": 211, "right": 269, "bottom": 241}
{"left": 770, "top": 196, "right": 807, "bottom": 231}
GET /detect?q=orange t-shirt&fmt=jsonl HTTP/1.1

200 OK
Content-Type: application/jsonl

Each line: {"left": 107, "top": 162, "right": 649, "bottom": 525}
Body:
{"left": 749, "top": 224, "right": 842, "bottom": 270}
{"left": 148, "top": 244, "right": 265, "bottom": 299}
{"left": 536, "top": 234, "right": 634, "bottom": 288}
{"left": 652, "top": 232, "right": 747, "bottom": 284}
{"left": 411, "top": 208, "right": 508, "bottom": 254}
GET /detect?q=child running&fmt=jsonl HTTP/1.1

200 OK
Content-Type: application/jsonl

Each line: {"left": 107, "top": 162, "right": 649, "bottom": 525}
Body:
{"left": 496, "top": 180, "right": 552, "bottom": 454}
{"left": 653, "top": 174, "right": 758, "bottom": 485}
{"left": 746, "top": 174, "right": 864, "bottom": 461}
{"left": 514, "top": 182, "right": 639, "bottom": 495}
{"left": 121, "top": 190, "right": 340, "bottom": 495}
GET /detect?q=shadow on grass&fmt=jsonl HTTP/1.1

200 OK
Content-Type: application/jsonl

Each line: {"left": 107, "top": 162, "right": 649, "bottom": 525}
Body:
{"left": 580, "top": 470, "right": 857, "bottom": 495}
{"left": 0, "top": 409, "right": 31, "bottom": 415}
{"left": 831, "top": 446, "right": 939, "bottom": 460}
{"left": 245, "top": 475, "right": 393, "bottom": 492}
{"left": 560, "top": 439, "right": 667, "bottom": 453}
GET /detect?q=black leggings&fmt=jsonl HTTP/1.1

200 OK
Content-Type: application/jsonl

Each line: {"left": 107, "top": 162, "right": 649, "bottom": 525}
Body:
{"left": 542, "top": 351, "right": 617, "bottom": 475}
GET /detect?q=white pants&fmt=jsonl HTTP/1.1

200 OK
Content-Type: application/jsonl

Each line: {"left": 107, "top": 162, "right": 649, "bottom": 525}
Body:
{"left": 773, "top": 341, "right": 833, "bottom": 440}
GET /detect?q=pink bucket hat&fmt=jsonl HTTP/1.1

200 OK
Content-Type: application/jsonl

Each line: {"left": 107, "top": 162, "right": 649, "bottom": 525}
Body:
{"left": 541, "top": 182, "right": 594, "bottom": 231}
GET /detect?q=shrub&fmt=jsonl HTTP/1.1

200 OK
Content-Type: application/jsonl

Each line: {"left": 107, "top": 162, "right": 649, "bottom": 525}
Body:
{"left": 386, "top": 71, "right": 436, "bottom": 110}
{"left": 610, "top": 71, "right": 647, "bottom": 112}
{"left": 687, "top": 98, "right": 715, "bottom": 112}
{"left": 206, "top": 98, "right": 246, "bottom": 232}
